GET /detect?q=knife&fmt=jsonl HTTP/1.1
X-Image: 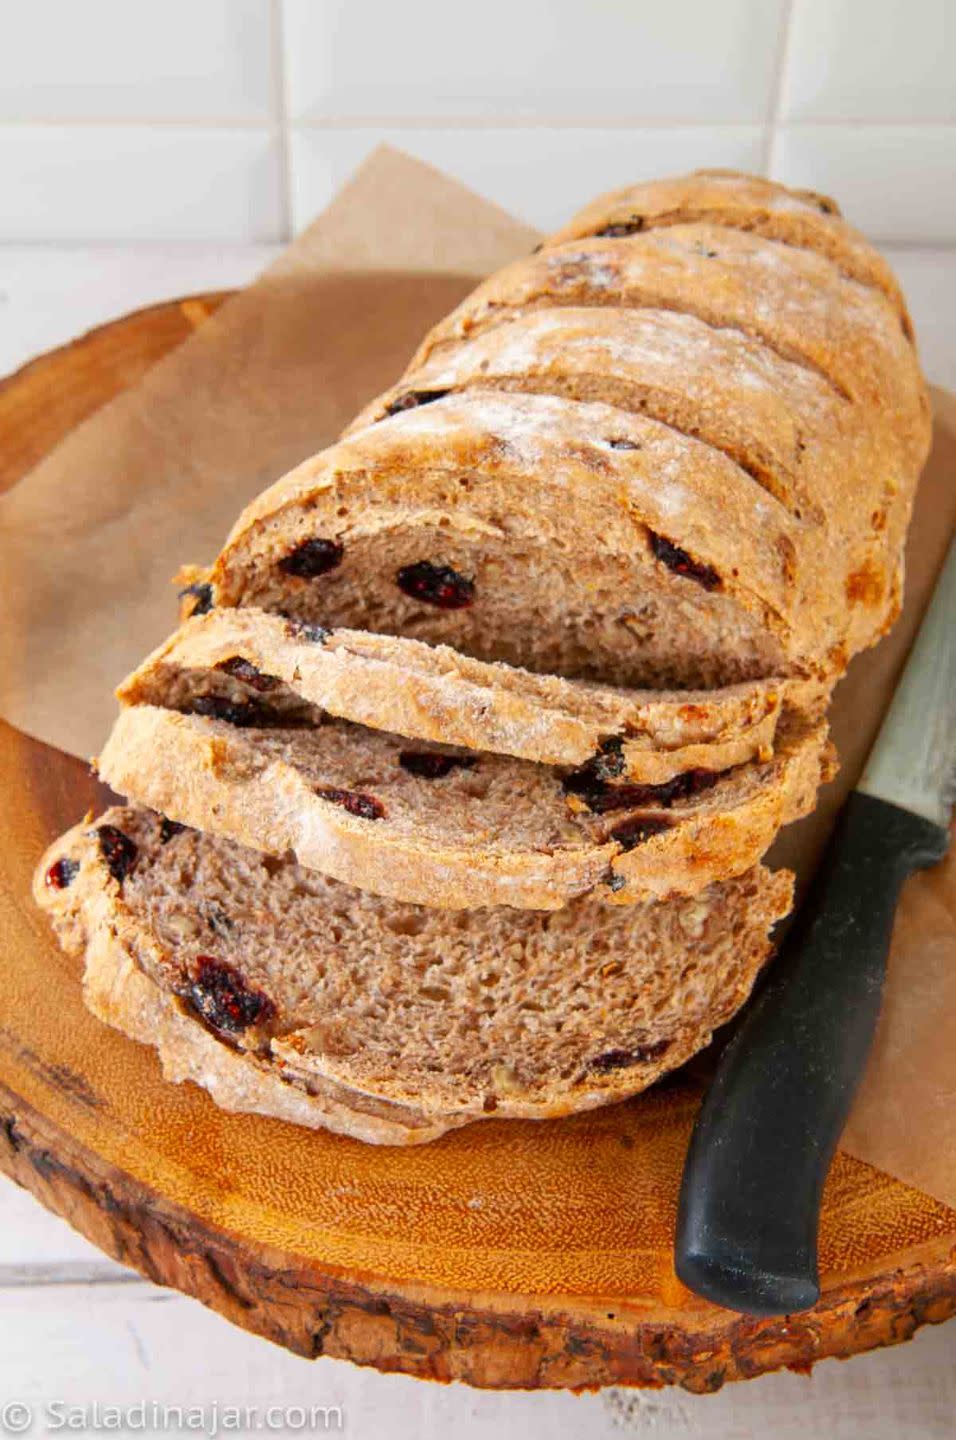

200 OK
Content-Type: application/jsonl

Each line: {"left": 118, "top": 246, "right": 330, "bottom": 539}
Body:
{"left": 675, "top": 539, "right": 955, "bottom": 1317}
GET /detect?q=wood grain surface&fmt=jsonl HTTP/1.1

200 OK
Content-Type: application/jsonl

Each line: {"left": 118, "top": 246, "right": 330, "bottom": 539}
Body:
{"left": 0, "top": 295, "right": 954, "bottom": 1392}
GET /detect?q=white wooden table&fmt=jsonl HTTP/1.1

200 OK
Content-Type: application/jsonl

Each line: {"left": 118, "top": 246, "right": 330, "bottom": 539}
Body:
{"left": 2, "top": 243, "right": 955, "bottom": 1440}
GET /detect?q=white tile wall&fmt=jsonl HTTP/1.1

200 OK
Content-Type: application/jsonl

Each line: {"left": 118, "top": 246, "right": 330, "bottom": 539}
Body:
{"left": 288, "top": 126, "right": 766, "bottom": 234}
{"left": 282, "top": 0, "right": 789, "bottom": 123}
{"left": 782, "top": 0, "right": 955, "bottom": 122}
{"left": 0, "top": 0, "right": 275, "bottom": 123}
{"left": 0, "top": 0, "right": 952, "bottom": 245}
{"left": 0, "top": 126, "right": 284, "bottom": 242}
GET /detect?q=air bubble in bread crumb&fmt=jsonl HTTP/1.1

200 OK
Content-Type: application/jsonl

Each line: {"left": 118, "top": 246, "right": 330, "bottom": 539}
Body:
{"left": 679, "top": 901, "right": 710, "bottom": 938}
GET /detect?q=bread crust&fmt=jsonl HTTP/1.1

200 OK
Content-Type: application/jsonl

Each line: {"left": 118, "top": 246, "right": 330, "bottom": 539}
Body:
{"left": 351, "top": 306, "right": 919, "bottom": 661}
{"left": 219, "top": 391, "right": 796, "bottom": 620}
{"left": 118, "top": 606, "right": 825, "bottom": 784}
{"left": 546, "top": 169, "right": 908, "bottom": 319}
{"left": 404, "top": 226, "right": 925, "bottom": 442}
{"left": 204, "top": 391, "right": 815, "bottom": 692}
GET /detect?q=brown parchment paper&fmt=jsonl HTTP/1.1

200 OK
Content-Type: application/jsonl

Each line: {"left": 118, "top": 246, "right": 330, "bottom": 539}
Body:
{"left": 0, "top": 145, "right": 953, "bottom": 1205}
{"left": 0, "top": 146, "right": 537, "bottom": 759}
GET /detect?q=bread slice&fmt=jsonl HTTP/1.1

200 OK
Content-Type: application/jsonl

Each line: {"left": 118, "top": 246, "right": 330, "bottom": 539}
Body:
{"left": 546, "top": 169, "right": 908, "bottom": 321}
{"left": 192, "top": 391, "right": 823, "bottom": 690}
{"left": 35, "top": 807, "right": 793, "bottom": 1143}
{"left": 119, "top": 607, "right": 825, "bottom": 784}
{"left": 97, "top": 690, "right": 831, "bottom": 909}
{"left": 354, "top": 304, "right": 854, "bottom": 518}
{"left": 404, "top": 225, "right": 926, "bottom": 448}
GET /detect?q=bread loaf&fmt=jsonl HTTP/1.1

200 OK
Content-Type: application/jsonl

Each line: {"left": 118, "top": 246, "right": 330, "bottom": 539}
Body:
{"left": 36, "top": 168, "right": 927, "bottom": 1143}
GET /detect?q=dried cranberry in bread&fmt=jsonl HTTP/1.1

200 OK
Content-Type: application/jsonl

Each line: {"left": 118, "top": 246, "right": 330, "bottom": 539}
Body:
{"left": 35, "top": 808, "right": 793, "bottom": 1143}
{"left": 96, "top": 697, "right": 831, "bottom": 909}
{"left": 118, "top": 606, "right": 825, "bottom": 784}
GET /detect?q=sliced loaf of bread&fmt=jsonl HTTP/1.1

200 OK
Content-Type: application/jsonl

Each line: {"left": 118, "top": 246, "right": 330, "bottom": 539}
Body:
{"left": 35, "top": 807, "right": 793, "bottom": 1143}
{"left": 96, "top": 695, "right": 831, "bottom": 908}
{"left": 32, "top": 169, "right": 924, "bottom": 1146}
{"left": 119, "top": 607, "right": 825, "bottom": 783}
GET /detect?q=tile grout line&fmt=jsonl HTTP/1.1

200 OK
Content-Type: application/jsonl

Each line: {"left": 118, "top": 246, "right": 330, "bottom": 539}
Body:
{"left": 0, "top": 116, "right": 278, "bottom": 130}
{"left": 287, "top": 116, "right": 956, "bottom": 130}
{"left": 281, "top": 115, "right": 772, "bottom": 131}
{"left": 0, "top": 116, "right": 954, "bottom": 132}
{"left": 269, "top": 0, "right": 294, "bottom": 242}
{"left": 764, "top": 0, "right": 798, "bottom": 175}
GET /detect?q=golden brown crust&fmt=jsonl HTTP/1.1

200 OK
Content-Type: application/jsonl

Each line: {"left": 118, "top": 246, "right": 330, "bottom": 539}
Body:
{"left": 206, "top": 391, "right": 814, "bottom": 692}
{"left": 404, "top": 226, "right": 925, "bottom": 441}
{"left": 96, "top": 703, "right": 830, "bottom": 911}
{"left": 352, "top": 306, "right": 920, "bottom": 661}
{"left": 219, "top": 393, "right": 797, "bottom": 619}
{"left": 117, "top": 606, "right": 825, "bottom": 783}
{"left": 356, "top": 306, "right": 836, "bottom": 517}
{"left": 546, "top": 169, "right": 909, "bottom": 321}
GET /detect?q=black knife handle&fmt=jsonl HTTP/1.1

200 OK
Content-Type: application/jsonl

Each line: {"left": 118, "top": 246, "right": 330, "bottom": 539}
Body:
{"left": 675, "top": 790, "right": 949, "bottom": 1317}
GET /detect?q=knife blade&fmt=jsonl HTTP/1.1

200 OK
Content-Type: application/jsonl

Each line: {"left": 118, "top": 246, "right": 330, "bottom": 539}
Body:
{"left": 675, "top": 539, "right": 955, "bottom": 1317}
{"left": 858, "top": 540, "right": 956, "bottom": 828}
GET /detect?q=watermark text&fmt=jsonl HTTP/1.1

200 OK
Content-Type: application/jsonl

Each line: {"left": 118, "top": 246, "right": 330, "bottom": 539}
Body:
{"left": 0, "top": 1399, "right": 344, "bottom": 1436}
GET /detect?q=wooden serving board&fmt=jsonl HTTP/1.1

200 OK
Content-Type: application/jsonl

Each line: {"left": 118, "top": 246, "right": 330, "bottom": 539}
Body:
{"left": 1, "top": 296, "right": 954, "bottom": 1393}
